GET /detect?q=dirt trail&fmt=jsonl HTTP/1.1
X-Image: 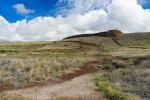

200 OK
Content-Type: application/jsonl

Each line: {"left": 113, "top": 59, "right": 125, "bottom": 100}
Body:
{"left": 1, "top": 61, "right": 105, "bottom": 100}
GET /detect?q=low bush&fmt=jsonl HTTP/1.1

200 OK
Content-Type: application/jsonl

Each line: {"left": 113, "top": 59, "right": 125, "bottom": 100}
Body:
{"left": 112, "top": 60, "right": 127, "bottom": 69}
{"left": 0, "top": 49, "right": 19, "bottom": 53}
{"left": 102, "top": 57, "right": 114, "bottom": 70}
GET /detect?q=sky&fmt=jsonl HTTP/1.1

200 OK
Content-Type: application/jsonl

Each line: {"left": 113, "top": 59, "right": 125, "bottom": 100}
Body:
{"left": 0, "top": 0, "right": 58, "bottom": 22}
{"left": 0, "top": 0, "right": 150, "bottom": 41}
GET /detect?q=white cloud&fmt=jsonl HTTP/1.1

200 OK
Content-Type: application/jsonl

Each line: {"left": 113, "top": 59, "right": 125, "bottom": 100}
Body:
{"left": 56, "top": 0, "right": 112, "bottom": 15}
{"left": 13, "top": 3, "right": 35, "bottom": 15}
{"left": 0, "top": 0, "right": 150, "bottom": 41}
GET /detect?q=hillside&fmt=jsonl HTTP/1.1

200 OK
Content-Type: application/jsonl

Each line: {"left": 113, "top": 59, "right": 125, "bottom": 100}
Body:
{"left": 64, "top": 30, "right": 150, "bottom": 47}
{"left": 120, "top": 32, "right": 150, "bottom": 46}
{"left": 0, "top": 30, "right": 150, "bottom": 100}
{"left": 0, "top": 30, "right": 149, "bottom": 56}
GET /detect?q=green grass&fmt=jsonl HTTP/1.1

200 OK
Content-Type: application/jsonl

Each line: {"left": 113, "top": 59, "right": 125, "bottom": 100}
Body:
{"left": 129, "top": 45, "right": 150, "bottom": 49}
{"left": 94, "top": 77, "right": 141, "bottom": 100}
{"left": 0, "top": 41, "right": 49, "bottom": 54}
{"left": 0, "top": 49, "right": 19, "bottom": 53}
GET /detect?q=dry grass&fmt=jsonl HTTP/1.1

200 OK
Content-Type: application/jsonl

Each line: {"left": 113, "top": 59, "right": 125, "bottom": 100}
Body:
{"left": 0, "top": 56, "right": 95, "bottom": 88}
{"left": 0, "top": 40, "right": 99, "bottom": 92}
{"left": 50, "top": 96, "right": 100, "bottom": 100}
{"left": 109, "top": 47, "right": 150, "bottom": 58}
{"left": 0, "top": 32, "right": 149, "bottom": 100}
{"left": 96, "top": 55, "right": 150, "bottom": 100}
{"left": 119, "top": 33, "right": 150, "bottom": 46}
{"left": 0, "top": 95, "right": 32, "bottom": 100}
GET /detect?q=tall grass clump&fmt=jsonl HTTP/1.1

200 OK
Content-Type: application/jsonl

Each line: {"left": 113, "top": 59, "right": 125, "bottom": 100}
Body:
{"left": 94, "top": 77, "right": 141, "bottom": 100}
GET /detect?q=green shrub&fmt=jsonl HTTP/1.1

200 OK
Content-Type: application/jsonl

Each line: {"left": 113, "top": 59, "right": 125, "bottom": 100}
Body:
{"left": 102, "top": 57, "right": 113, "bottom": 70}
{"left": 112, "top": 60, "right": 127, "bottom": 69}
{"left": 0, "top": 49, "right": 18, "bottom": 53}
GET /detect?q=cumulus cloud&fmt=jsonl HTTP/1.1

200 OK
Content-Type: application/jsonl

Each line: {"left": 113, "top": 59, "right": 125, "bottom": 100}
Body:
{"left": 0, "top": 0, "right": 150, "bottom": 41}
{"left": 13, "top": 3, "right": 35, "bottom": 15}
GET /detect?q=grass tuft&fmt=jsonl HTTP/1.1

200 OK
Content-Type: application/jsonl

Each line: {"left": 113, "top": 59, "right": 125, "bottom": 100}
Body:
{"left": 94, "top": 77, "right": 141, "bottom": 100}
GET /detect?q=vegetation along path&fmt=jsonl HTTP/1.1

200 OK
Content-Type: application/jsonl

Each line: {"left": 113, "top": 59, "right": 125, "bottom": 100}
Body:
{"left": 1, "top": 61, "right": 106, "bottom": 100}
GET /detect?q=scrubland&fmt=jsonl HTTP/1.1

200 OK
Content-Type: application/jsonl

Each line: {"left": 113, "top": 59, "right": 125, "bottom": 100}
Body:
{"left": 0, "top": 32, "right": 150, "bottom": 100}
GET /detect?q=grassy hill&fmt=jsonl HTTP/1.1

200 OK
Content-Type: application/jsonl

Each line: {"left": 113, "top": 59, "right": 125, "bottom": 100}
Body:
{"left": 0, "top": 30, "right": 150, "bottom": 100}
{"left": 64, "top": 31, "right": 150, "bottom": 47}
{"left": 120, "top": 32, "right": 150, "bottom": 48}
{"left": 0, "top": 30, "right": 149, "bottom": 56}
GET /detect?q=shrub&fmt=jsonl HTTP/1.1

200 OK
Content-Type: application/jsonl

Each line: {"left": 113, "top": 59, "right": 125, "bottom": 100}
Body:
{"left": 112, "top": 60, "right": 127, "bottom": 69}
{"left": 0, "top": 49, "right": 18, "bottom": 53}
{"left": 102, "top": 57, "right": 114, "bottom": 70}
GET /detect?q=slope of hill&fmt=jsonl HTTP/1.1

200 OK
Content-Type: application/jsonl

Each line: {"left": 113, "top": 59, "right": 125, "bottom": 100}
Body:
{"left": 64, "top": 30, "right": 150, "bottom": 47}
{"left": 120, "top": 32, "right": 150, "bottom": 46}
{"left": 0, "top": 30, "right": 150, "bottom": 100}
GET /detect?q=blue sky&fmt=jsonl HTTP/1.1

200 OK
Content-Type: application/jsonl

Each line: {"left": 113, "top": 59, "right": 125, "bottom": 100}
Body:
{"left": 0, "top": 0, "right": 150, "bottom": 22}
{"left": 0, "top": 0, "right": 58, "bottom": 22}
{"left": 143, "top": 1, "right": 150, "bottom": 9}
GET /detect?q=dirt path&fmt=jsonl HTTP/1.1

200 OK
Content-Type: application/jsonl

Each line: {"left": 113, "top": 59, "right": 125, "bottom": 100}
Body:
{"left": 1, "top": 61, "right": 105, "bottom": 100}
